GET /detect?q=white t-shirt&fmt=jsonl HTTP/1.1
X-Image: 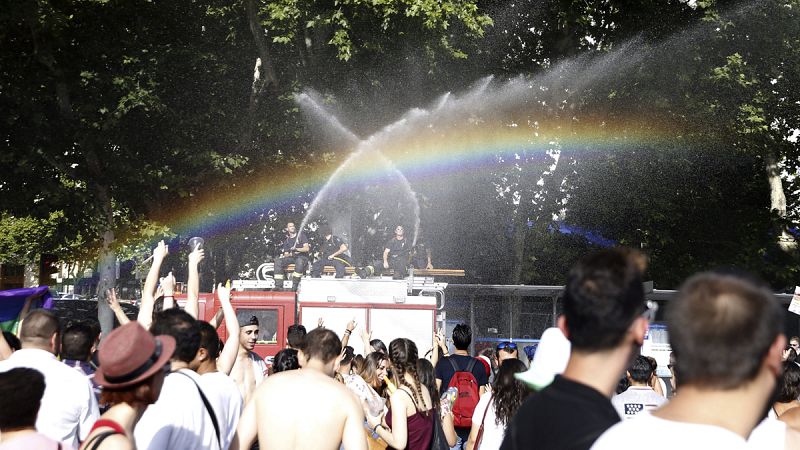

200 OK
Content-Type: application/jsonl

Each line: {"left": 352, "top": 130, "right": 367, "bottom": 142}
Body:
{"left": 591, "top": 412, "right": 748, "bottom": 450}
{"left": 0, "top": 348, "right": 99, "bottom": 448}
{"left": 0, "top": 432, "right": 73, "bottom": 450}
{"left": 199, "top": 371, "right": 244, "bottom": 450}
{"left": 134, "top": 368, "right": 222, "bottom": 450}
{"left": 611, "top": 386, "right": 667, "bottom": 419}
{"left": 344, "top": 373, "right": 385, "bottom": 417}
{"left": 747, "top": 417, "right": 786, "bottom": 449}
{"left": 470, "top": 392, "right": 505, "bottom": 450}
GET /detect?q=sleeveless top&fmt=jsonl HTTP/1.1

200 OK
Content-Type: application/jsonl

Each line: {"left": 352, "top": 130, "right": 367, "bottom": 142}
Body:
{"left": 385, "top": 389, "right": 434, "bottom": 450}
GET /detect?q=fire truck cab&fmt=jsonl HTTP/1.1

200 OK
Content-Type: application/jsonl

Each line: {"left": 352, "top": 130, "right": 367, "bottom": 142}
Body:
{"left": 190, "top": 275, "right": 448, "bottom": 364}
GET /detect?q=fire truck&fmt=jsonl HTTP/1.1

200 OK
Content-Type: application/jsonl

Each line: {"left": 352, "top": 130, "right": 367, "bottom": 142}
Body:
{"left": 185, "top": 268, "right": 459, "bottom": 363}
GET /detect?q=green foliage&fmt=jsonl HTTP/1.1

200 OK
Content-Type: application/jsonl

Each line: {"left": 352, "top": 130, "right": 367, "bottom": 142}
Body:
{"left": 0, "top": 212, "right": 68, "bottom": 264}
{"left": 261, "top": 0, "right": 491, "bottom": 61}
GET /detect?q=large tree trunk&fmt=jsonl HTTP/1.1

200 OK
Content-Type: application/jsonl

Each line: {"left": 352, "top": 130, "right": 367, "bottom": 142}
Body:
{"left": 242, "top": 0, "right": 278, "bottom": 150}
{"left": 96, "top": 230, "right": 116, "bottom": 338}
{"left": 765, "top": 151, "right": 797, "bottom": 251}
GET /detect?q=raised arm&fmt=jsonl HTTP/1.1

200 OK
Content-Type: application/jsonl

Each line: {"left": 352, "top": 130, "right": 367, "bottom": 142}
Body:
{"left": 216, "top": 283, "right": 239, "bottom": 375}
{"left": 185, "top": 247, "right": 205, "bottom": 319}
{"left": 11, "top": 293, "right": 36, "bottom": 335}
{"left": 160, "top": 272, "right": 176, "bottom": 310}
{"left": 360, "top": 328, "right": 372, "bottom": 355}
{"left": 18, "top": 292, "right": 38, "bottom": 321}
{"left": 106, "top": 288, "right": 130, "bottom": 326}
{"left": 209, "top": 307, "right": 224, "bottom": 329}
{"left": 342, "top": 319, "right": 356, "bottom": 349}
{"left": 137, "top": 240, "right": 168, "bottom": 329}
{"left": 431, "top": 328, "right": 445, "bottom": 367}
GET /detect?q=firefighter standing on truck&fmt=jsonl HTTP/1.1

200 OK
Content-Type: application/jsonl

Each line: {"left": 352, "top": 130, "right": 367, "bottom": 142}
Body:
{"left": 274, "top": 222, "right": 309, "bottom": 291}
{"left": 310, "top": 224, "right": 351, "bottom": 278}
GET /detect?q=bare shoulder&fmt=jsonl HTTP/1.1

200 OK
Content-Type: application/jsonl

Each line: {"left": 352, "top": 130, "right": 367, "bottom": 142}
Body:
{"left": 780, "top": 406, "right": 800, "bottom": 431}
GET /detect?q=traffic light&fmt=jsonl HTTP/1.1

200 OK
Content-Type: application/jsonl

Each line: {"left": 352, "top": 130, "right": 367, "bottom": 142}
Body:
{"left": 39, "top": 254, "right": 59, "bottom": 285}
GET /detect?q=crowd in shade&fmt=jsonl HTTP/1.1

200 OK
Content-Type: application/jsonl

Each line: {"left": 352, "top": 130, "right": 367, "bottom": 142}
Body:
{"left": 2, "top": 244, "right": 800, "bottom": 450}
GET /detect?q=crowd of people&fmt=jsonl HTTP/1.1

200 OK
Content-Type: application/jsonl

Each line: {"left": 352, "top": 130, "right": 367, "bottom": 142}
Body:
{"left": 1, "top": 244, "right": 800, "bottom": 449}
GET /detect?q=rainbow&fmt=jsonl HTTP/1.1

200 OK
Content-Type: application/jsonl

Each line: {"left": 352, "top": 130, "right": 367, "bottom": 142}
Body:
{"left": 163, "top": 116, "right": 686, "bottom": 238}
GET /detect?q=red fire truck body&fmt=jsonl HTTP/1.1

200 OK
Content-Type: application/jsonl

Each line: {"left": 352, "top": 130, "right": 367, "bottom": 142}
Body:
{"left": 185, "top": 277, "right": 446, "bottom": 364}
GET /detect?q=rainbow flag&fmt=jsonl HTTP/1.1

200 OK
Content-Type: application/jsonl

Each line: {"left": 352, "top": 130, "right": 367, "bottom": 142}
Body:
{"left": 0, "top": 286, "right": 53, "bottom": 333}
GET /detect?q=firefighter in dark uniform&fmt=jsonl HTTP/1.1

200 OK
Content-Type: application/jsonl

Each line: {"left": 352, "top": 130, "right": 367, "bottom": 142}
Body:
{"left": 274, "top": 222, "right": 309, "bottom": 291}
{"left": 311, "top": 224, "right": 351, "bottom": 278}
{"left": 383, "top": 225, "right": 411, "bottom": 279}
{"left": 412, "top": 238, "right": 433, "bottom": 270}
{"left": 357, "top": 224, "right": 411, "bottom": 279}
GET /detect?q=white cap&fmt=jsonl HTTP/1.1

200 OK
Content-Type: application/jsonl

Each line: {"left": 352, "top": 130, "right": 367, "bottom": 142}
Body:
{"left": 515, "top": 327, "right": 571, "bottom": 391}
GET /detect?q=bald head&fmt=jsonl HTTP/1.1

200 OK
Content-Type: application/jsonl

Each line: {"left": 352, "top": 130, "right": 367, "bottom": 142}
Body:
{"left": 19, "top": 310, "right": 61, "bottom": 353}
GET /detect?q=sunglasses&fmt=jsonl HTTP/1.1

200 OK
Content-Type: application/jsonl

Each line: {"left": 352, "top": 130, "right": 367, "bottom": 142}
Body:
{"left": 496, "top": 342, "right": 517, "bottom": 352}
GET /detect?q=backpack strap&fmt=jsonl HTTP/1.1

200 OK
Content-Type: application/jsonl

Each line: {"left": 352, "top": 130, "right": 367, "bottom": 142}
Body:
{"left": 465, "top": 358, "right": 477, "bottom": 374}
{"left": 82, "top": 431, "right": 119, "bottom": 450}
{"left": 175, "top": 371, "right": 221, "bottom": 448}
{"left": 448, "top": 357, "right": 460, "bottom": 373}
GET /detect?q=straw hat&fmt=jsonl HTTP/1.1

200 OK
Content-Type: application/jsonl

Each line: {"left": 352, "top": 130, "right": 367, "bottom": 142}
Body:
{"left": 95, "top": 322, "right": 176, "bottom": 389}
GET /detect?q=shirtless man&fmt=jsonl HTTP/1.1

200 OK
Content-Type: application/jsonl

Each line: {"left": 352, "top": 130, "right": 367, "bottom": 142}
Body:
{"left": 230, "top": 316, "right": 268, "bottom": 405}
{"left": 232, "top": 328, "right": 367, "bottom": 450}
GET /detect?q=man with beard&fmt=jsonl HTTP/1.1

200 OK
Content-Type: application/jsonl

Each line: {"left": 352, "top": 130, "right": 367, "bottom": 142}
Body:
{"left": 592, "top": 272, "right": 790, "bottom": 449}
{"left": 230, "top": 316, "right": 267, "bottom": 405}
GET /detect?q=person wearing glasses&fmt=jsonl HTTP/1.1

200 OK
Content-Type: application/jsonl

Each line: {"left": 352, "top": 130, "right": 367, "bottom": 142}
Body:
{"left": 501, "top": 248, "right": 649, "bottom": 450}
{"left": 495, "top": 342, "right": 518, "bottom": 366}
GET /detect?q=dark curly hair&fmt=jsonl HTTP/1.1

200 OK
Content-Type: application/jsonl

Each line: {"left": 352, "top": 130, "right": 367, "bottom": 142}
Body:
{"left": 778, "top": 361, "right": 800, "bottom": 403}
{"left": 272, "top": 348, "right": 300, "bottom": 374}
{"left": 492, "top": 359, "right": 530, "bottom": 426}
{"left": 389, "top": 338, "right": 429, "bottom": 413}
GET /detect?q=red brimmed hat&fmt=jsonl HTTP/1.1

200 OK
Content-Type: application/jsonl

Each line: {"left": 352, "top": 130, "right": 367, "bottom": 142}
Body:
{"left": 95, "top": 322, "right": 176, "bottom": 389}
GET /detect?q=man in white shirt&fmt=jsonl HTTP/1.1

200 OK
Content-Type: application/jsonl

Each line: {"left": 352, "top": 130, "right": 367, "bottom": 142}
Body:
{"left": 0, "top": 309, "right": 99, "bottom": 448}
{"left": 134, "top": 309, "right": 221, "bottom": 450}
{"left": 196, "top": 320, "right": 243, "bottom": 450}
{"left": 592, "top": 272, "right": 788, "bottom": 449}
{"left": 612, "top": 355, "right": 666, "bottom": 419}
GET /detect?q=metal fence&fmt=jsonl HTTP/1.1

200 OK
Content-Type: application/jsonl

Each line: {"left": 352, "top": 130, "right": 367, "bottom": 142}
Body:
{"left": 441, "top": 284, "right": 800, "bottom": 353}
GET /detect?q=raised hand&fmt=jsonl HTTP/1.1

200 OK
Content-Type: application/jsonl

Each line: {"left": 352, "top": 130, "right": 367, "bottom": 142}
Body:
{"left": 160, "top": 272, "right": 176, "bottom": 296}
{"left": 188, "top": 247, "right": 205, "bottom": 267}
{"left": 152, "top": 240, "right": 168, "bottom": 261}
